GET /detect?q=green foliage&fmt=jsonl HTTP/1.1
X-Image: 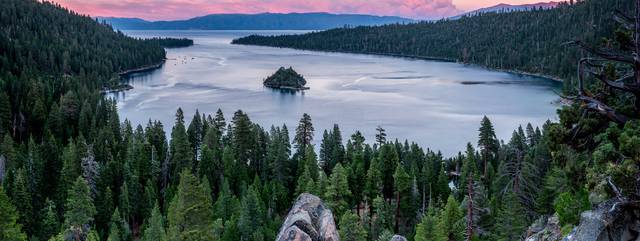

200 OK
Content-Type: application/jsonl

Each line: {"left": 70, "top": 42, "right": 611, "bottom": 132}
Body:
{"left": 618, "top": 120, "right": 640, "bottom": 159}
{"left": 263, "top": 67, "right": 307, "bottom": 89}
{"left": 170, "top": 109, "right": 193, "bottom": 180}
{"left": 238, "top": 183, "right": 266, "bottom": 241}
{"left": 494, "top": 192, "right": 527, "bottom": 241}
{"left": 325, "top": 163, "right": 352, "bottom": 220}
{"left": 554, "top": 190, "right": 590, "bottom": 226}
{"left": 64, "top": 177, "right": 96, "bottom": 228}
{"left": 414, "top": 210, "right": 437, "bottom": 241}
{"left": 0, "top": 186, "right": 27, "bottom": 241}
{"left": 39, "top": 200, "right": 60, "bottom": 241}
{"left": 339, "top": 211, "right": 367, "bottom": 241}
{"left": 167, "top": 170, "right": 216, "bottom": 241}
{"left": 142, "top": 203, "right": 166, "bottom": 241}
{"left": 436, "top": 195, "right": 463, "bottom": 241}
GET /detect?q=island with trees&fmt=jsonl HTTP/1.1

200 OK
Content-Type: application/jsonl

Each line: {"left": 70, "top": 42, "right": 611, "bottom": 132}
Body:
{"left": 263, "top": 67, "right": 310, "bottom": 90}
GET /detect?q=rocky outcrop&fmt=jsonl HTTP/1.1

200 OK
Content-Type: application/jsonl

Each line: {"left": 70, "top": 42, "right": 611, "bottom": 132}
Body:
{"left": 275, "top": 193, "right": 339, "bottom": 241}
{"left": 525, "top": 199, "right": 640, "bottom": 241}
{"left": 275, "top": 193, "right": 410, "bottom": 241}
{"left": 524, "top": 215, "right": 562, "bottom": 241}
{"left": 564, "top": 199, "right": 639, "bottom": 241}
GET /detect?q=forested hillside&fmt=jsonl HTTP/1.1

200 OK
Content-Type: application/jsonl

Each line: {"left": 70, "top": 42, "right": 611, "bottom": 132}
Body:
{"left": 1, "top": 0, "right": 640, "bottom": 241}
{"left": 233, "top": 0, "right": 633, "bottom": 85}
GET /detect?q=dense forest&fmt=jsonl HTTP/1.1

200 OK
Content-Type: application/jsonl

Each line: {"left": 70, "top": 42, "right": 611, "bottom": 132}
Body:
{"left": 1, "top": 0, "right": 640, "bottom": 241}
{"left": 233, "top": 0, "right": 633, "bottom": 88}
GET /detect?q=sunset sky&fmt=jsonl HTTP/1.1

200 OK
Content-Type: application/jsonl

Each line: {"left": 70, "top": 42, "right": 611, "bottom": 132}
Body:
{"left": 49, "top": 0, "right": 556, "bottom": 20}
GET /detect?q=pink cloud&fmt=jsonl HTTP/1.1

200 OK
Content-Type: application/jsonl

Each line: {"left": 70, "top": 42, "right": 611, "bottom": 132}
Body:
{"left": 50, "top": 0, "right": 462, "bottom": 20}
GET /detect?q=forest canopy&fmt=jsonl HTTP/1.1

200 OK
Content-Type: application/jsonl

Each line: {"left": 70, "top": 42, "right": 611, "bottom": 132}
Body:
{"left": 0, "top": 0, "right": 639, "bottom": 241}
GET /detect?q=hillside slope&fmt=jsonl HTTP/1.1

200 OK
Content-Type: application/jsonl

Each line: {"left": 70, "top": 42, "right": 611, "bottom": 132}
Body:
{"left": 233, "top": 0, "right": 633, "bottom": 83}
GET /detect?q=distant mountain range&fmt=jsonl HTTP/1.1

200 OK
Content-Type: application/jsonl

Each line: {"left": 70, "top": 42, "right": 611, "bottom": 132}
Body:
{"left": 97, "top": 13, "right": 414, "bottom": 30}
{"left": 451, "top": 1, "right": 560, "bottom": 19}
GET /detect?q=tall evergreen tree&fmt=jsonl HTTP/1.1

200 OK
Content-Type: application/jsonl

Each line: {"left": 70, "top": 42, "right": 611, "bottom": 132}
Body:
{"left": 339, "top": 211, "right": 367, "bottom": 241}
{"left": 187, "top": 109, "right": 203, "bottom": 161}
{"left": 170, "top": 108, "right": 193, "bottom": 181}
{"left": 63, "top": 177, "right": 96, "bottom": 236}
{"left": 294, "top": 113, "right": 314, "bottom": 156}
{"left": 375, "top": 126, "right": 387, "bottom": 146}
{"left": 436, "top": 195, "right": 463, "bottom": 241}
{"left": 142, "top": 203, "right": 166, "bottom": 241}
{"left": 0, "top": 186, "right": 27, "bottom": 241}
{"left": 167, "top": 170, "right": 216, "bottom": 241}
{"left": 238, "top": 183, "right": 266, "bottom": 241}
{"left": 325, "top": 163, "right": 352, "bottom": 220}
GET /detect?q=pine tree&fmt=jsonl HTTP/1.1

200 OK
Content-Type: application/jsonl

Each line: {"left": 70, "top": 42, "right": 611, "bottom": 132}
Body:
{"left": 478, "top": 116, "right": 498, "bottom": 178}
{"left": 214, "top": 180, "right": 240, "bottom": 222}
{"left": 377, "top": 144, "right": 399, "bottom": 199}
{"left": 294, "top": 113, "right": 314, "bottom": 156}
{"left": 107, "top": 209, "right": 123, "bottom": 241}
{"left": 231, "top": 110, "right": 254, "bottom": 167}
{"left": 11, "top": 168, "right": 33, "bottom": 235}
{"left": 325, "top": 163, "right": 351, "bottom": 220}
{"left": 435, "top": 163, "right": 451, "bottom": 203}
{"left": 371, "top": 196, "right": 392, "bottom": 240}
{"left": 267, "top": 125, "right": 291, "bottom": 186}
{"left": 437, "top": 195, "right": 463, "bottom": 241}
{"left": 495, "top": 191, "right": 528, "bottom": 241}
{"left": 107, "top": 208, "right": 130, "bottom": 241}
{"left": 295, "top": 165, "right": 316, "bottom": 196}
{"left": 414, "top": 208, "right": 437, "bottom": 241}
{"left": 187, "top": 109, "right": 203, "bottom": 161}
{"left": 393, "top": 164, "right": 411, "bottom": 233}
{"left": 170, "top": 108, "right": 193, "bottom": 181}
{"left": 0, "top": 186, "right": 27, "bottom": 241}
{"left": 238, "top": 183, "right": 266, "bottom": 241}
{"left": 64, "top": 177, "right": 96, "bottom": 229}
{"left": 214, "top": 109, "right": 226, "bottom": 134}
{"left": 339, "top": 211, "right": 367, "bottom": 241}
{"left": 375, "top": 126, "right": 387, "bottom": 146}
{"left": 167, "top": 170, "right": 215, "bottom": 241}
{"left": 142, "top": 203, "right": 166, "bottom": 241}
{"left": 39, "top": 199, "right": 60, "bottom": 241}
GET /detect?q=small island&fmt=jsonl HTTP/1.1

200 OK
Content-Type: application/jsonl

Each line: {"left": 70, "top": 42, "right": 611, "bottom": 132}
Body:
{"left": 263, "top": 67, "right": 310, "bottom": 90}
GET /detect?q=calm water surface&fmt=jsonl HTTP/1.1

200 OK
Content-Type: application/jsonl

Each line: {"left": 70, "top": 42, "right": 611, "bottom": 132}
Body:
{"left": 114, "top": 30, "right": 560, "bottom": 156}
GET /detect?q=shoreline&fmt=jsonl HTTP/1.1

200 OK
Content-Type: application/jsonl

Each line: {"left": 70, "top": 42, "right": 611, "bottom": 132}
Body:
{"left": 102, "top": 60, "right": 166, "bottom": 94}
{"left": 265, "top": 85, "right": 310, "bottom": 91}
{"left": 118, "top": 60, "right": 166, "bottom": 77}
{"left": 232, "top": 43, "right": 565, "bottom": 83}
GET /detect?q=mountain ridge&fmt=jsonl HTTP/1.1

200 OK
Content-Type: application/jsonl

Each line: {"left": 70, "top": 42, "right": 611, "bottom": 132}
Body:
{"left": 97, "top": 12, "right": 414, "bottom": 30}
{"left": 451, "top": 1, "right": 561, "bottom": 19}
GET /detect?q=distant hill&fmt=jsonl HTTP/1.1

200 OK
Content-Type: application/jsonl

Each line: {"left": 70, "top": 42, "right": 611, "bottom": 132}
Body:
{"left": 232, "top": 0, "right": 633, "bottom": 83}
{"left": 98, "top": 13, "right": 415, "bottom": 30}
{"left": 450, "top": 1, "right": 560, "bottom": 19}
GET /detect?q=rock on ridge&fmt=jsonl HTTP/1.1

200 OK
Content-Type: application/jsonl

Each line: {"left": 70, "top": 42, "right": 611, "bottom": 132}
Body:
{"left": 275, "top": 193, "right": 339, "bottom": 241}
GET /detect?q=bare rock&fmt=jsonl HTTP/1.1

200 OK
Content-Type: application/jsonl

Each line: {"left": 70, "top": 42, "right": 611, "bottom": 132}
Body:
{"left": 564, "top": 199, "right": 640, "bottom": 241}
{"left": 524, "top": 215, "right": 562, "bottom": 241}
{"left": 276, "top": 193, "right": 339, "bottom": 241}
{"left": 389, "top": 235, "right": 408, "bottom": 241}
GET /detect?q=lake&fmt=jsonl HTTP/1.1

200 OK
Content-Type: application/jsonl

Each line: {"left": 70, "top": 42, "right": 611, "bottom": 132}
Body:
{"left": 114, "top": 30, "right": 560, "bottom": 156}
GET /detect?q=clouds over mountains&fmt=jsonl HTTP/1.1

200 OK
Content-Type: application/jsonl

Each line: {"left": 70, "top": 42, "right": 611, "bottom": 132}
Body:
{"left": 52, "top": 0, "right": 461, "bottom": 20}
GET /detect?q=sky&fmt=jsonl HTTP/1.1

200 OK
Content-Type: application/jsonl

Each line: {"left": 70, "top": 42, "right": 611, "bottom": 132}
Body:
{"left": 49, "top": 0, "right": 553, "bottom": 21}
